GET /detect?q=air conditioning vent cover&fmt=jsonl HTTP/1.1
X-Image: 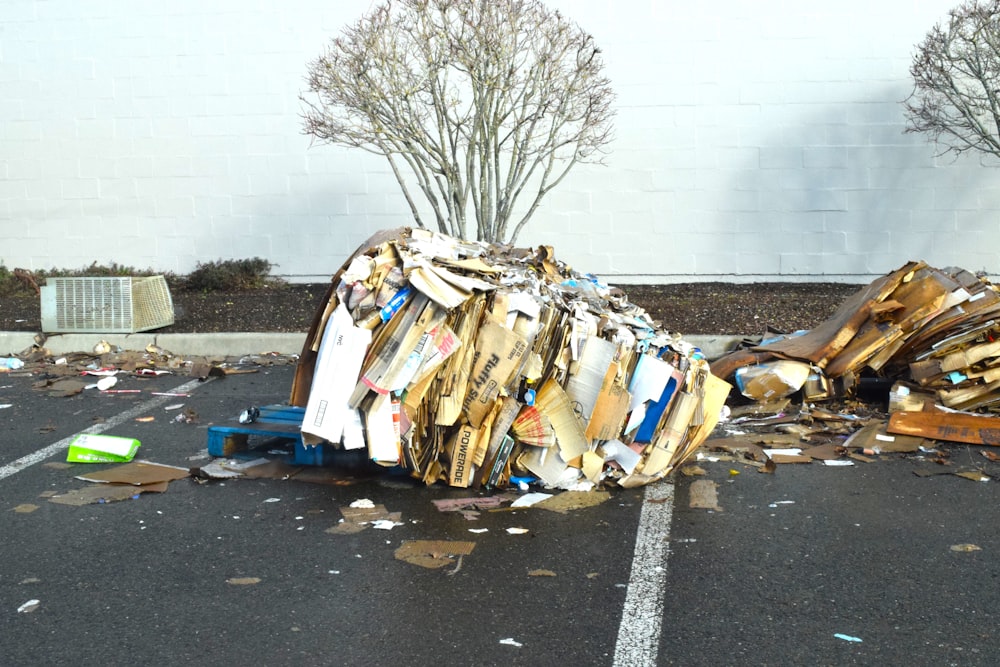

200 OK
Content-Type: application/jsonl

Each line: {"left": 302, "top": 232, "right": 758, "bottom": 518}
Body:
{"left": 40, "top": 276, "right": 175, "bottom": 333}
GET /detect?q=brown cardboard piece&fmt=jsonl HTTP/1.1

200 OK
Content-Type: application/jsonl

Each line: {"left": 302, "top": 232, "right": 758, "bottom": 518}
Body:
{"left": 394, "top": 540, "right": 476, "bottom": 569}
{"left": 75, "top": 461, "right": 190, "bottom": 486}
{"left": 462, "top": 320, "right": 529, "bottom": 428}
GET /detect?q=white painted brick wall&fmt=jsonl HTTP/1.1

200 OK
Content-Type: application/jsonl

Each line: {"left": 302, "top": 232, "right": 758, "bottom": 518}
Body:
{"left": 0, "top": 0, "right": 992, "bottom": 284}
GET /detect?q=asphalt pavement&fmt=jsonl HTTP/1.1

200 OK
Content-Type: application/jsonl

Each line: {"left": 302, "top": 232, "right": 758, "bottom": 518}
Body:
{"left": 1, "top": 344, "right": 998, "bottom": 666}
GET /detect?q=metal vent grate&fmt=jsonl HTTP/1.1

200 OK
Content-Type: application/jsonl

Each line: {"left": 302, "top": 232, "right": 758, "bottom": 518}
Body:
{"left": 40, "top": 276, "right": 175, "bottom": 333}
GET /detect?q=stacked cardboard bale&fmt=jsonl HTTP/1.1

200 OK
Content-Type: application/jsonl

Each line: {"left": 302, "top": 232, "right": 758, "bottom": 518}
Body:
{"left": 290, "top": 228, "right": 730, "bottom": 489}
{"left": 713, "top": 261, "right": 1000, "bottom": 411}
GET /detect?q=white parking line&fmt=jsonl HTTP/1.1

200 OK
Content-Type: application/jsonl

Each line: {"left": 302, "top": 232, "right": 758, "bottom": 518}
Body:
{"left": 613, "top": 481, "right": 675, "bottom": 667}
{"left": 0, "top": 378, "right": 209, "bottom": 481}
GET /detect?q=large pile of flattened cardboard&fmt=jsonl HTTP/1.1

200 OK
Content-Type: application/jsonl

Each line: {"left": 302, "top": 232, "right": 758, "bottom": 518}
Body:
{"left": 713, "top": 261, "right": 1000, "bottom": 414}
{"left": 289, "top": 228, "right": 730, "bottom": 489}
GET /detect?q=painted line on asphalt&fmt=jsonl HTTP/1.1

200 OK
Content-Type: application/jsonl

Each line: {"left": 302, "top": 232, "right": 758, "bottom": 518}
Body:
{"left": 0, "top": 378, "right": 210, "bottom": 481}
{"left": 612, "top": 480, "right": 675, "bottom": 667}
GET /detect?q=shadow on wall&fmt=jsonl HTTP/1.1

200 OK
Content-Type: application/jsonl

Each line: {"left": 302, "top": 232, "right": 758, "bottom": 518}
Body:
{"left": 712, "top": 84, "right": 993, "bottom": 281}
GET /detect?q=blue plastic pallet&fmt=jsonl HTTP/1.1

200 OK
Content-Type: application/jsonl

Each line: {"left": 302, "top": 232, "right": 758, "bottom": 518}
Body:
{"left": 206, "top": 404, "right": 334, "bottom": 466}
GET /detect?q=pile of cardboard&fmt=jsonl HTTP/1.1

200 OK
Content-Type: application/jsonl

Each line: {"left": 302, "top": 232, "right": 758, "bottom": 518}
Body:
{"left": 289, "top": 228, "right": 730, "bottom": 489}
{"left": 713, "top": 261, "right": 1000, "bottom": 411}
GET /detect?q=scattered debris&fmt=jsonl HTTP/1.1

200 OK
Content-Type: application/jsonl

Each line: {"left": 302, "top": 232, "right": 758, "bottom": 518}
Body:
{"left": 528, "top": 569, "right": 557, "bottom": 577}
{"left": 13, "top": 504, "right": 39, "bottom": 514}
{"left": 49, "top": 485, "right": 149, "bottom": 506}
{"left": 510, "top": 492, "right": 553, "bottom": 508}
{"left": 702, "top": 262, "right": 1000, "bottom": 477}
{"left": 16, "top": 599, "right": 40, "bottom": 614}
{"left": 226, "top": 577, "right": 261, "bottom": 585}
{"left": 394, "top": 539, "right": 476, "bottom": 569}
{"left": 74, "top": 461, "right": 189, "bottom": 486}
{"left": 834, "top": 633, "right": 863, "bottom": 643}
{"left": 950, "top": 543, "right": 982, "bottom": 552}
{"left": 499, "top": 638, "right": 523, "bottom": 648}
{"left": 327, "top": 503, "right": 402, "bottom": 534}
{"left": 532, "top": 490, "right": 611, "bottom": 513}
{"left": 688, "top": 480, "right": 721, "bottom": 511}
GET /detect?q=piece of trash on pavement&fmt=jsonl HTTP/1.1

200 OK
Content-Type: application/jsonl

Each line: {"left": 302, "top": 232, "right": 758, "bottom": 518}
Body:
{"left": 834, "top": 633, "right": 862, "bottom": 643}
{"left": 65, "top": 434, "right": 140, "bottom": 464}
{"left": 49, "top": 485, "right": 150, "bottom": 506}
{"left": 510, "top": 492, "right": 553, "bottom": 508}
{"left": 226, "top": 577, "right": 261, "bottom": 585}
{"left": 734, "top": 360, "right": 811, "bottom": 401}
{"left": 327, "top": 504, "right": 401, "bottom": 535}
{"left": 17, "top": 599, "right": 40, "bottom": 613}
{"left": 528, "top": 569, "right": 556, "bottom": 577}
{"left": 950, "top": 543, "right": 982, "bottom": 552}
{"left": 499, "top": 638, "right": 523, "bottom": 648}
{"left": 75, "top": 461, "right": 190, "bottom": 487}
{"left": 394, "top": 539, "right": 476, "bottom": 569}
{"left": 1, "top": 357, "right": 25, "bottom": 370}
{"left": 532, "top": 490, "right": 611, "bottom": 514}
{"left": 506, "top": 527, "right": 529, "bottom": 535}
{"left": 689, "top": 479, "right": 721, "bottom": 511}
{"left": 13, "top": 504, "right": 39, "bottom": 513}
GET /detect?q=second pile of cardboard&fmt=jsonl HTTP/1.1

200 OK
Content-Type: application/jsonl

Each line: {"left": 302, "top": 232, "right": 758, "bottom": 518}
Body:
{"left": 714, "top": 260, "right": 1000, "bottom": 413}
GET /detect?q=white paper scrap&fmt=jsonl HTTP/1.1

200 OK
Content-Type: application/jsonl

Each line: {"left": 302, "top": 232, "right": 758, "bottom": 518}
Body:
{"left": 510, "top": 492, "right": 553, "bottom": 508}
{"left": 17, "top": 599, "right": 39, "bottom": 613}
{"left": 763, "top": 448, "right": 802, "bottom": 457}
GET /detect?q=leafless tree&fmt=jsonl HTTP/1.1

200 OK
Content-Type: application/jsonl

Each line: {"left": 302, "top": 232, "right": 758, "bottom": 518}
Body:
{"left": 301, "top": 0, "right": 615, "bottom": 244}
{"left": 904, "top": 0, "right": 1000, "bottom": 160}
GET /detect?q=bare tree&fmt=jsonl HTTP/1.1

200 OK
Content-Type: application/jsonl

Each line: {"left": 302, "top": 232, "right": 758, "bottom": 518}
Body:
{"left": 904, "top": 0, "right": 1000, "bottom": 160}
{"left": 301, "top": 0, "right": 615, "bottom": 244}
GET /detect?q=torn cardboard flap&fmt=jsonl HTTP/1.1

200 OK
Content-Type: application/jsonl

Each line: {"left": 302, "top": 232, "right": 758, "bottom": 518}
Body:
{"left": 290, "top": 228, "right": 731, "bottom": 489}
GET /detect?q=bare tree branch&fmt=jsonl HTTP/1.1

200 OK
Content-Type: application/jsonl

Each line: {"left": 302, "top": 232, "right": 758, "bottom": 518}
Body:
{"left": 301, "top": 0, "right": 615, "bottom": 243}
{"left": 904, "top": 0, "right": 1000, "bottom": 160}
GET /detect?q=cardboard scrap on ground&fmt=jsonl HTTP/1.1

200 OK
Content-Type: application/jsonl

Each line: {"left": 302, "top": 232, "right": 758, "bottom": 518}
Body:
{"left": 327, "top": 503, "right": 402, "bottom": 534}
{"left": 75, "top": 461, "right": 189, "bottom": 486}
{"left": 394, "top": 540, "right": 476, "bottom": 569}
{"left": 49, "top": 483, "right": 166, "bottom": 506}
{"left": 290, "top": 227, "right": 731, "bottom": 490}
{"left": 688, "top": 479, "right": 721, "bottom": 511}
{"left": 48, "top": 460, "right": 189, "bottom": 506}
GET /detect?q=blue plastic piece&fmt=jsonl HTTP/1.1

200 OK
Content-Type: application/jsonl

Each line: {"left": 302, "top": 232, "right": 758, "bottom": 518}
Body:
{"left": 634, "top": 375, "right": 678, "bottom": 444}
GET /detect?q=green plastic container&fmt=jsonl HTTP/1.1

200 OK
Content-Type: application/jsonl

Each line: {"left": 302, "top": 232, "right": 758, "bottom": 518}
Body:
{"left": 66, "top": 434, "right": 141, "bottom": 464}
